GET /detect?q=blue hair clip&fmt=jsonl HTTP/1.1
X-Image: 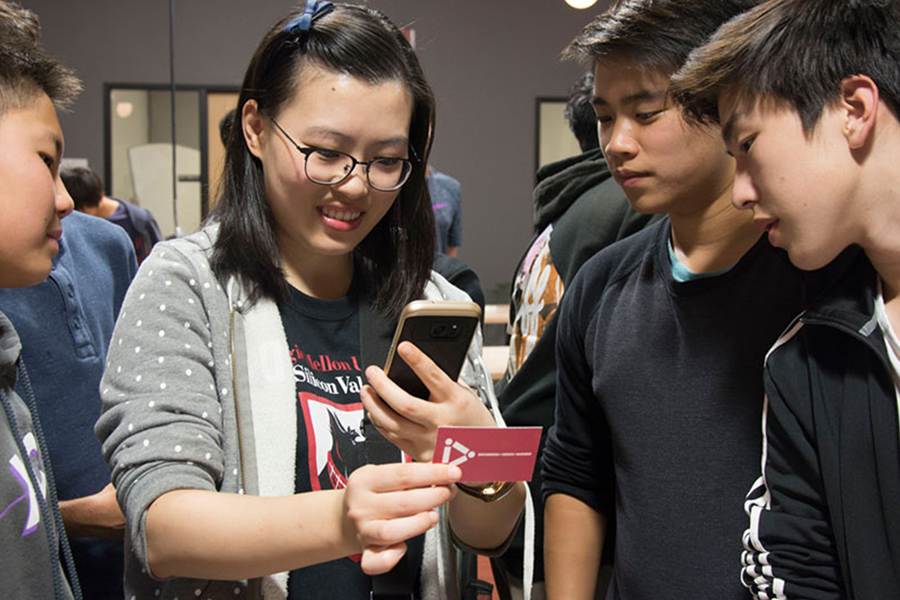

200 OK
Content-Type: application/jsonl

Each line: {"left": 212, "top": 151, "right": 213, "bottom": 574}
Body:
{"left": 284, "top": 1, "right": 334, "bottom": 39}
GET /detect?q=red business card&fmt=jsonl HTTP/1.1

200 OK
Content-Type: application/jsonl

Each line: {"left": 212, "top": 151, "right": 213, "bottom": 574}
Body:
{"left": 432, "top": 426, "right": 542, "bottom": 482}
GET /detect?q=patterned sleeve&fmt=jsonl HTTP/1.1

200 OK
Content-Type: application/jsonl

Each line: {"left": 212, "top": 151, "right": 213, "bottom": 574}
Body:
{"left": 95, "top": 243, "right": 231, "bottom": 571}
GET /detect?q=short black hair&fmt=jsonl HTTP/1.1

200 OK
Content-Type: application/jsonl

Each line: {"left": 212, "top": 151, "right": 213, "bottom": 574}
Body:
{"left": 563, "top": 0, "right": 758, "bottom": 76}
{"left": 671, "top": 0, "right": 900, "bottom": 133}
{"left": 0, "top": 1, "right": 81, "bottom": 117}
{"left": 60, "top": 166, "right": 103, "bottom": 210}
{"left": 565, "top": 71, "right": 599, "bottom": 152}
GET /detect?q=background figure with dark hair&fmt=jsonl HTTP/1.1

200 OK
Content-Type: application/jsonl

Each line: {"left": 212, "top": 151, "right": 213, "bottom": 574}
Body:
{"left": 61, "top": 165, "right": 162, "bottom": 263}
{"left": 564, "top": 71, "right": 600, "bottom": 152}
{"left": 95, "top": 3, "right": 524, "bottom": 599}
{"left": 493, "top": 70, "right": 657, "bottom": 600}
{"left": 219, "top": 107, "right": 237, "bottom": 148}
{"left": 427, "top": 166, "right": 463, "bottom": 257}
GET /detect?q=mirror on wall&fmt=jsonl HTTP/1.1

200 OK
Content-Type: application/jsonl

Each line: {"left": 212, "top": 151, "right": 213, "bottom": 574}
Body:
{"left": 105, "top": 84, "right": 238, "bottom": 239}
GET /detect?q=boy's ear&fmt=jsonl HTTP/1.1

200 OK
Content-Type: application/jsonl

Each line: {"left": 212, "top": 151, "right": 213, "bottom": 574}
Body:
{"left": 243, "top": 100, "right": 265, "bottom": 159}
{"left": 839, "top": 75, "right": 879, "bottom": 150}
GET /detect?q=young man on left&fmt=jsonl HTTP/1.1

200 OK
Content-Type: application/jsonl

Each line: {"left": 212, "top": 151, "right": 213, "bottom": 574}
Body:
{"left": 0, "top": 1, "right": 84, "bottom": 597}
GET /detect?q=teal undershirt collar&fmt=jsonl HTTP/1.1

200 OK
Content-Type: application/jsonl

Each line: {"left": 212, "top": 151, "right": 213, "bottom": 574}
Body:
{"left": 668, "top": 234, "right": 736, "bottom": 282}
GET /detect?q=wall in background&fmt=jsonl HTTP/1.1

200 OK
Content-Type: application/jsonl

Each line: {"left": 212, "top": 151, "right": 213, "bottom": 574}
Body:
{"left": 28, "top": 0, "right": 612, "bottom": 292}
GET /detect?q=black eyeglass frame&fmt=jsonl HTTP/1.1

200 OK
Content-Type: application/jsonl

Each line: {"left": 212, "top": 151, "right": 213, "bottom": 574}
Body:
{"left": 266, "top": 115, "right": 414, "bottom": 192}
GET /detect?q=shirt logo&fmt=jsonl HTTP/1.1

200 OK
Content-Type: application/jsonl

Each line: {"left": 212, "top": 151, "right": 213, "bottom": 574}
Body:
{"left": 2, "top": 432, "right": 47, "bottom": 536}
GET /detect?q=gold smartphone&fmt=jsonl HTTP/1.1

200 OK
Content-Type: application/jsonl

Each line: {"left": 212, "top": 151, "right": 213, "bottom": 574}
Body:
{"left": 384, "top": 300, "right": 481, "bottom": 398}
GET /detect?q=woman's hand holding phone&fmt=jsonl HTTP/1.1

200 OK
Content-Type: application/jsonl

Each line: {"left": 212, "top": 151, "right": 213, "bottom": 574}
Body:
{"left": 361, "top": 341, "right": 495, "bottom": 462}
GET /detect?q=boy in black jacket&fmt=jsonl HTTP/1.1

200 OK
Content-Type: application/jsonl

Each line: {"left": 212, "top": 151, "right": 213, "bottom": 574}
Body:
{"left": 671, "top": 0, "right": 900, "bottom": 597}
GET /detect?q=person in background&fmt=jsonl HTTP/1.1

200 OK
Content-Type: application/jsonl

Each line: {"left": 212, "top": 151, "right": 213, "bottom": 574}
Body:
{"left": 428, "top": 165, "right": 463, "bottom": 257}
{"left": 62, "top": 164, "right": 162, "bottom": 263}
{"left": 219, "top": 107, "right": 237, "bottom": 149}
{"left": 493, "top": 70, "right": 657, "bottom": 600}
{"left": 540, "top": 0, "right": 819, "bottom": 597}
{"left": 671, "top": 0, "right": 900, "bottom": 596}
{"left": 95, "top": 3, "right": 525, "bottom": 599}
{"left": 0, "top": 1, "right": 84, "bottom": 597}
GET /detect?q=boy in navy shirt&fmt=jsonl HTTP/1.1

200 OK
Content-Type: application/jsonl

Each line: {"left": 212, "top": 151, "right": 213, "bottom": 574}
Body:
{"left": 540, "top": 1, "right": 811, "bottom": 598}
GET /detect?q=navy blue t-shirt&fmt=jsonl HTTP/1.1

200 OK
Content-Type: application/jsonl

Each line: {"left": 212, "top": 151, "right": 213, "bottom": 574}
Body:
{"left": 543, "top": 219, "right": 807, "bottom": 599}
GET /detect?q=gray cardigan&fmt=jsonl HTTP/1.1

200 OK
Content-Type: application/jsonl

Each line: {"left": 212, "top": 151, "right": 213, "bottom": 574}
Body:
{"left": 96, "top": 226, "right": 500, "bottom": 600}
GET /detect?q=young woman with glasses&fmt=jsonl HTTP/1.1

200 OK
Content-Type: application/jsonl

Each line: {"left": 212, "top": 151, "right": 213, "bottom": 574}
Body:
{"left": 96, "top": 3, "right": 525, "bottom": 599}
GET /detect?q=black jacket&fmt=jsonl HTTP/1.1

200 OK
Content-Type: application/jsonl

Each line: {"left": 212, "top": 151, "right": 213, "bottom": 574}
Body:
{"left": 743, "top": 251, "right": 900, "bottom": 600}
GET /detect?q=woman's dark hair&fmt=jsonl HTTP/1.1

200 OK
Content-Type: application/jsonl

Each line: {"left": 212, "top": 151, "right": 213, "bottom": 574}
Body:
{"left": 210, "top": 3, "right": 436, "bottom": 318}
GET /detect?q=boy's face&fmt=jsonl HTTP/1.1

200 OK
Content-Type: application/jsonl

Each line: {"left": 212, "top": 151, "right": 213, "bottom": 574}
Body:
{"left": 0, "top": 92, "right": 73, "bottom": 288}
{"left": 593, "top": 60, "right": 734, "bottom": 215}
{"left": 720, "top": 96, "right": 857, "bottom": 271}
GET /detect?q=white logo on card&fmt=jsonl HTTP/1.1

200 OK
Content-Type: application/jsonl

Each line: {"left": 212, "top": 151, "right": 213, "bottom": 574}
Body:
{"left": 441, "top": 438, "right": 476, "bottom": 466}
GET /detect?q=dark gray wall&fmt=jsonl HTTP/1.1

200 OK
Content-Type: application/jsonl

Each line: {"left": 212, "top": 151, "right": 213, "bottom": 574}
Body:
{"left": 27, "top": 0, "right": 611, "bottom": 293}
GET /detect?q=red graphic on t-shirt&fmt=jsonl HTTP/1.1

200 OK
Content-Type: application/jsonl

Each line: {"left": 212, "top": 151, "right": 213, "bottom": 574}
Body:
{"left": 299, "top": 394, "right": 364, "bottom": 492}
{"left": 299, "top": 394, "right": 365, "bottom": 564}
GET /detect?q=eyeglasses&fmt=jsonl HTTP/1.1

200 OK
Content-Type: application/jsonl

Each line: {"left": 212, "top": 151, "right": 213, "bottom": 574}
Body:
{"left": 267, "top": 116, "right": 413, "bottom": 192}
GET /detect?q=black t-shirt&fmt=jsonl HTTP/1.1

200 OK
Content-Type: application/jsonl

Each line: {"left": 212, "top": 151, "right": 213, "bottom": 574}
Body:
{"left": 279, "top": 282, "right": 371, "bottom": 599}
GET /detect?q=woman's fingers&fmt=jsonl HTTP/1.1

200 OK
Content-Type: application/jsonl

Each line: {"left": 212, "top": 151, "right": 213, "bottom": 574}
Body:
{"left": 364, "top": 358, "right": 439, "bottom": 427}
{"left": 352, "top": 462, "right": 460, "bottom": 494}
{"left": 355, "top": 508, "right": 440, "bottom": 551}
{"left": 362, "top": 341, "right": 494, "bottom": 462}
{"left": 360, "top": 383, "right": 417, "bottom": 432}
{"left": 394, "top": 341, "right": 459, "bottom": 398}
{"left": 343, "top": 463, "right": 461, "bottom": 553}
{"left": 360, "top": 543, "right": 408, "bottom": 575}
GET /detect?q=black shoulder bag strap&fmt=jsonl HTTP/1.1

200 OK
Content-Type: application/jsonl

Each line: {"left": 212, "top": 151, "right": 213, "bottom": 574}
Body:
{"left": 359, "top": 297, "right": 424, "bottom": 600}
